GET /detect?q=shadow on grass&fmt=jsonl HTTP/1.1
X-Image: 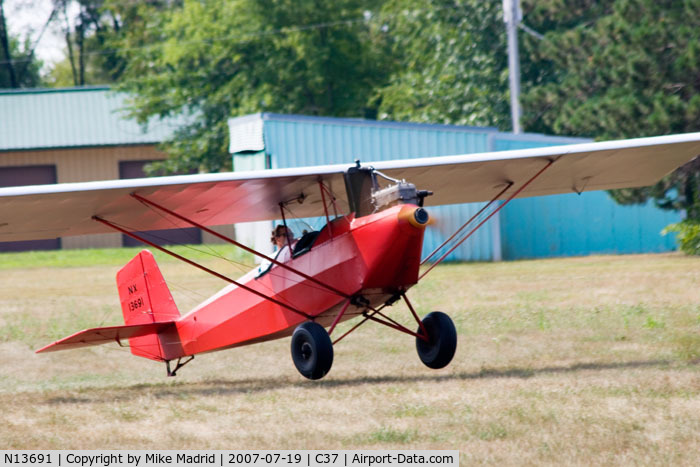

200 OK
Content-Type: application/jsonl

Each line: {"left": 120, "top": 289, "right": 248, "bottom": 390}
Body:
{"left": 44, "top": 358, "right": 674, "bottom": 405}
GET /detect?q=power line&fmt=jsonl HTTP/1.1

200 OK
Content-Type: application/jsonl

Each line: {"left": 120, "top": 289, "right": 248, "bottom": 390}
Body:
{"left": 0, "top": 3, "right": 478, "bottom": 66}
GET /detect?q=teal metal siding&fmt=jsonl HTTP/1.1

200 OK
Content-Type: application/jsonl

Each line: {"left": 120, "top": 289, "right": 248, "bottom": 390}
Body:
{"left": 263, "top": 117, "right": 493, "bottom": 167}
{"left": 421, "top": 203, "right": 496, "bottom": 262}
{"left": 0, "top": 86, "right": 177, "bottom": 151}
{"left": 493, "top": 135, "right": 681, "bottom": 259}
{"left": 491, "top": 132, "right": 588, "bottom": 151}
{"left": 501, "top": 192, "right": 680, "bottom": 259}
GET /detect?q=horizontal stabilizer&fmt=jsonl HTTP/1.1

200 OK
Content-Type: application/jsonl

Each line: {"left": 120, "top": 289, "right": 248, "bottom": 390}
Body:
{"left": 36, "top": 321, "right": 175, "bottom": 354}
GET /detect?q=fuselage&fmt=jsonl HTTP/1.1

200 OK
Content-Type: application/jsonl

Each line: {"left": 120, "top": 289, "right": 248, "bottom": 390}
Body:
{"left": 174, "top": 203, "right": 427, "bottom": 356}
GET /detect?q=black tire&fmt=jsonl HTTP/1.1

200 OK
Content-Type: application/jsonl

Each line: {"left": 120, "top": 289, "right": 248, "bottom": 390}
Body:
{"left": 291, "top": 321, "right": 334, "bottom": 380}
{"left": 416, "top": 311, "right": 457, "bottom": 369}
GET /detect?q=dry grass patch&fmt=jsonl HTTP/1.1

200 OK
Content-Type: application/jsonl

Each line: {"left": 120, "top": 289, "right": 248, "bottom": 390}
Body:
{"left": 1, "top": 249, "right": 699, "bottom": 462}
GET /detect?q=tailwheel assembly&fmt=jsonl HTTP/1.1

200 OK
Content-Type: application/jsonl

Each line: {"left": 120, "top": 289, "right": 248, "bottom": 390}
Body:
{"left": 416, "top": 311, "right": 457, "bottom": 369}
{"left": 291, "top": 321, "right": 334, "bottom": 380}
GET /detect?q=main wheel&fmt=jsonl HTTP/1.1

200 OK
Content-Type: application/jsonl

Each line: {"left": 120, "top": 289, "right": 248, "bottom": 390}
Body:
{"left": 416, "top": 311, "right": 457, "bottom": 369}
{"left": 291, "top": 321, "right": 334, "bottom": 380}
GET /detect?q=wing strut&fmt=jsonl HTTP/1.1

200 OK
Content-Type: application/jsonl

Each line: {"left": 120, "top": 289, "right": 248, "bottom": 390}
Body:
{"left": 93, "top": 216, "right": 314, "bottom": 320}
{"left": 421, "top": 181, "right": 514, "bottom": 265}
{"left": 130, "top": 193, "right": 351, "bottom": 300}
{"left": 318, "top": 181, "right": 335, "bottom": 239}
{"left": 419, "top": 159, "right": 556, "bottom": 280}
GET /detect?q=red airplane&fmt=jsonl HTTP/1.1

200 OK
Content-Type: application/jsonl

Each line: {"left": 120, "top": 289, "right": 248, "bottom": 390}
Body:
{"left": 1, "top": 133, "right": 699, "bottom": 379}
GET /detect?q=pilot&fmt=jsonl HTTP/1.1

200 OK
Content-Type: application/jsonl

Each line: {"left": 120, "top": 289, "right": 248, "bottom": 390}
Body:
{"left": 271, "top": 225, "right": 297, "bottom": 263}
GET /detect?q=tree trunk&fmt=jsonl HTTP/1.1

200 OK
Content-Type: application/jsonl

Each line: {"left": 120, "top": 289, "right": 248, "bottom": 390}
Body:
{"left": 76, "top": 22, "right": 85, "bottom": 85}
{"left": 0, "top": 0, "right": 18, "bottom": 88}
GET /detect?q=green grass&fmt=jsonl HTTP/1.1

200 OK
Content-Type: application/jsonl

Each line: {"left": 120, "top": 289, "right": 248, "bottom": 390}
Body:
{"left": 0, "top": 308, "right": 108, "bottom": 346}
{"left": 0, "top": 250, "right": 699, "bottom": 461}
{"left": 0, "top": 244, "right": 253, "bottom": 269}
{"left": 364, "top": 428, "right": 419, "bottom": 444}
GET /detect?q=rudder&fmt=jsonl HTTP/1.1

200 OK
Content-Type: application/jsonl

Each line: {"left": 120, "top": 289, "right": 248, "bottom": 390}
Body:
{"left": 117, "top": 249, "right": 182, "bottom": 361}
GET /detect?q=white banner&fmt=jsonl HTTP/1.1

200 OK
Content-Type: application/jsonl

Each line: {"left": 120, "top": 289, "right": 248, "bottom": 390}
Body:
{"left": 1, "top": 451, "right": 459, "bottom": 467}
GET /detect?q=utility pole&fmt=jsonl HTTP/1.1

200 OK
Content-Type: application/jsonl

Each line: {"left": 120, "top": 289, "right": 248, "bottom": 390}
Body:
{"left": 503, "top": 0, "right": 522, "bottom": 134}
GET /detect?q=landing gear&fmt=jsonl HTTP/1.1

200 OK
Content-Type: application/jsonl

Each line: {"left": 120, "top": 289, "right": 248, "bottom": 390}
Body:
{"left": 329, "top": 294, "right": 458, "bottom": 372}
{"left": 291, "top": 321, "right": 334, "bottom": 380}
{"left": 416, "top": 311, "right": 457, "bottom": 369}
{"left": 165, "top": 355, "right": 194, "bottom": 377}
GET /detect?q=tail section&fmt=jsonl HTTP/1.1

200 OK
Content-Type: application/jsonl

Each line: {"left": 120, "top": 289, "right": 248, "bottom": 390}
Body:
{"left": 116, "top": 250, "right": 183, "bottom": 361}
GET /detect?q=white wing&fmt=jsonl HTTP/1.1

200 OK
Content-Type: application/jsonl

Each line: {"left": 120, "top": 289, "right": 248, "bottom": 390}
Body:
{"left": 375, "top": 132, "right": 700, "bottom": 206}
{"left": 1, "top": 132, "right": 699, "bottom": 242}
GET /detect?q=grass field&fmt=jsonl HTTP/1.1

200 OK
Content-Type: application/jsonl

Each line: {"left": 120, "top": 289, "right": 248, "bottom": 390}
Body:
{"left": 1, "top": 246, "right": 699, "bottom": 463}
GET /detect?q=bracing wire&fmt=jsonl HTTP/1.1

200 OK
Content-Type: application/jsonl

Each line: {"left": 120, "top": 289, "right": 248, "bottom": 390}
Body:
{"left": 102, "top": 218, "right": 316, "bottom": 315}
{"left": 131, "top": 200, "right": 339, "bottom": 300}
{"left": 135, "top": 198, "right": 254, "bottom": 274}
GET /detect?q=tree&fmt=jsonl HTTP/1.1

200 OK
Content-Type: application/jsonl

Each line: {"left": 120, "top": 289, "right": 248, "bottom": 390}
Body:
{"left": 520, "top": 0, "right": 700, "bottom": 237}
{"left": 375, "top": 0, "right": 511, "bottom": 129}
{"left": 521, "top": 0, "right": 700, "bottom": 139}
{"left": 115, "top": 0, "right": 392, "bottom": 174}
{"left": 44, "top": 0, "right": 168, "bottom": 86}
{"left": 0, "top": 0, "right": 43, "bottom": 88}
{"left": 372, "top": 1, "right": 614, "bottom": 131}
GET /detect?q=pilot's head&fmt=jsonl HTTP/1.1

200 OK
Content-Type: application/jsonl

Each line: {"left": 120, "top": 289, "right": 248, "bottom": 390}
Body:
{"left": 271, "top": 225, "right": 293, "bottom": 248}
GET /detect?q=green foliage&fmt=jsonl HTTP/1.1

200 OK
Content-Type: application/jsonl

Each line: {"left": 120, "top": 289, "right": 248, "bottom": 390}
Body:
{"left": 376, "top": 0, "right": 510, "bottom": 128}
{"left": 0, "top": 35, "right": 43, "bottom": 88}
{"left": 40, "top": 0, "right": 175, "bottom": 87}
{"left": 115, "top": 0, "right": 391, "bottom": 174}
{"left": 662, "top": 220, "right": 700, "bottom": 255}
{"left": 520, "top": 0, "right": 700, "bottom": 223}
{"left": 522, "top": 0, "right": 700, "bottom": 139}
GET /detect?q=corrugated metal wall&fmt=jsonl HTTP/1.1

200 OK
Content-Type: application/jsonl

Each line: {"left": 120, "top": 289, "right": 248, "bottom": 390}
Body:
{"left": 264, "top": 117, "right": 492, "bottom": 166}
{"left": 492, "top": 134, "right": 682, "bottom": 259}
{"left": 0, "top": 87, "right": 177, "bottom": 151}
{"left": 501, "top": 191, "right": 680, "bottom": 259}
{"left": 491, "top": 133, "right": 588, "bottom": 152}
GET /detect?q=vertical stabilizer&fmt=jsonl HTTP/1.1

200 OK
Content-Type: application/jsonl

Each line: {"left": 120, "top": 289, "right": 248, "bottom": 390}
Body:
{"left": 117, "top": 250, "right": 182, "bottom": 361}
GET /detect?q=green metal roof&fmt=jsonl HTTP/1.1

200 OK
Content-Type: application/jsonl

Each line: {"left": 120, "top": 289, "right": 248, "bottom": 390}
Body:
{"left": 0, "top": 86, "right": 177, "bottom": 151}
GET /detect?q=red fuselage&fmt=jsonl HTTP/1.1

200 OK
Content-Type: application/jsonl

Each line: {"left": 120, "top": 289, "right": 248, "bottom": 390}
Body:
{"left": 171, "top": 204, "right": 427, "bottom": 357}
